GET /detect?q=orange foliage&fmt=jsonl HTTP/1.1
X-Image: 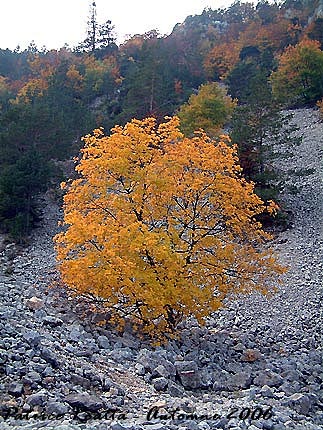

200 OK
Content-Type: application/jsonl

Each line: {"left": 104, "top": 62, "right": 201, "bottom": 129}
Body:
{"left": 13, "top": 53, "right": 59, "bottom": 103}
{"left": 0, "top": 76, "right": 9, "bottom": 96}
{"left": 28, "top": 52, "right": 60, "bottom": 77}
{"left": 55, "top": 116, "right": 285, "bottom": 340}
{"left": 316, "top": 98, "right": 323, "bottom": 116}
{"left": 271, "top": 38, "right": 323, "bottom": 103}
{"left": 13, "top": 77, "right": 49, "bottom": 104}
{"left": 83, "top": 55, "right": 121, "bottom": 86}
{"left": 204, "top": 14, "right": 297, "bottom": 80}
{"left": 66, "top": 65, "right": 84, "bottom": 92}
{"left": 239, "top": 18, "right": 292, "bottom": 51}
{"left": 204, "top": 42, "right": 240, "bottom": 79}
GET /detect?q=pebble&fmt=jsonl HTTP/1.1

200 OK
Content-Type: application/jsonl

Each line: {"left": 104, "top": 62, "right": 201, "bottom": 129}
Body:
{"left": 0, "top": 109, "right": 322, "bottom": 430}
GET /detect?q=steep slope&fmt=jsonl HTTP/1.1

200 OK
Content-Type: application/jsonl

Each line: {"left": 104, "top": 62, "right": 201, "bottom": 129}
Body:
{"left": 218, "top": 107, "right": 323, "bottom": 353}
{"left": 0, "top": 108, "right": 322, "bottom": 430}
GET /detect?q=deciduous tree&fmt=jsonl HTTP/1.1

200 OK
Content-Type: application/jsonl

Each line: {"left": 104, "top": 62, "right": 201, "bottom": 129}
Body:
{"left": 55, "top": 116, "right": 284, "bottom": 340}
{"left": 178, "top": 82, "right": 236, "bottom": 137}
{"left": 271, "top": 38, "right": 323, "bottom": 104}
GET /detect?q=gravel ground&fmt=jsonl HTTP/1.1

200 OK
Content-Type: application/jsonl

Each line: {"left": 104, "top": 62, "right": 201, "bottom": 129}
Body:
{"left": 0, "top": 108, "right": 322, "bottom": 430}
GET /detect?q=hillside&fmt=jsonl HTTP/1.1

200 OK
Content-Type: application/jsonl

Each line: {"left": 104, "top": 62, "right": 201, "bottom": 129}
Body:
{"left": 0, "top": 1, "right": 323, "bottom": 428}
{"left": 0, "top": 107, "right": 322, "bottom": 429}
{"left": 1, "top": 0, "right": 323, "bottom": 239}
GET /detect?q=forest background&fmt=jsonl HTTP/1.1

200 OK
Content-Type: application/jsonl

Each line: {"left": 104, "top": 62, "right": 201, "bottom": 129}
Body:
{"left": 0, "top": 0, "right": 323, "bottom": 241}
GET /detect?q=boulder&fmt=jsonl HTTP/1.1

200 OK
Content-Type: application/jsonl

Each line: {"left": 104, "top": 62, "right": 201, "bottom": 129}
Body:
{"left": 46, "top": 400, "right": 69, "bottom": 416}
{"left": 283, "top": 393, "right": 312, "bottom": 415}
{"left": 64, "top": 393, "right": 104, "bottom": 412}
{"left": 153, "top": 377, "right": 168, "bottom": 391}
{"left": 40, "top": 347, "right": 60, "bottom": 368}
{"left": 26, "top": 391, "right": 48, "bottom": 407}
{"left": 175, "top": 360, "right": 201, "bottom": 389}
{"left": 7, "top": 382, "right": 24, "bottom": 397}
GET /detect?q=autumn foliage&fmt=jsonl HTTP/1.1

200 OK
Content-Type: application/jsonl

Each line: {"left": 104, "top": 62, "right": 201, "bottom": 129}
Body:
{"left": 271, "top": 38, "right": 323, "bottom": 104}
{"left": 54, "top": 116, "right": 284, "bottom": 339}
{"left": 316, "top": 97, "right": 323, "bottom": 117}
{"left": 178, "top": 82, "right": 236, "bottom": 137}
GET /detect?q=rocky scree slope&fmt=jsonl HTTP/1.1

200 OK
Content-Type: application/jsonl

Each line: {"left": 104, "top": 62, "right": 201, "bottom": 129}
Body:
{"left": 0, "top": 108, "right": 322, "bottom": 430}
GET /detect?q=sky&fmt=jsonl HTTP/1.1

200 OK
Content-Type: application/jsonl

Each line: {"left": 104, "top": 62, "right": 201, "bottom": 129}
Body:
{"left": 0, "top": 0, "right": 233, "bottom": 51}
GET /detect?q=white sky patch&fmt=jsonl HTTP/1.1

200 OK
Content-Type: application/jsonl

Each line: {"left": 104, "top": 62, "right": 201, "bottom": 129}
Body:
{"left": 0, "top": 0, "right": 233, "bottom": 50}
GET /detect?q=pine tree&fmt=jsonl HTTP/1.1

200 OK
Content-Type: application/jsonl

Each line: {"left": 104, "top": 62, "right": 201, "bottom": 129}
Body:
{"left": 0, "top": 151, "right": 51, "bottom": 242}
{"left": 79, "top": 2, "right": 116, "bottom": 56}
{"left": 229, "top": 65, "right": 300, "bottom": 226}
{"left": 85, "top": 2, "right": 98, "bottom": 53}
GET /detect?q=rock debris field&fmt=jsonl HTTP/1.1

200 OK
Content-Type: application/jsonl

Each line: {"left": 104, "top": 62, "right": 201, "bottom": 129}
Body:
{"left": 0, "top": 108, "right": 322, "bottom": 430}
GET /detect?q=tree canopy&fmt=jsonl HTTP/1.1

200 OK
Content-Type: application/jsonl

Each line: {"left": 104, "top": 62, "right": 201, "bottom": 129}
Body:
{"left": 271, "top": 38, "right": 323, "bottom": 104}
{"left": 55, "top": 116, "right": 284, "bottom": 340}
{"left": 178, "top": 82, "right": 236, "bottom": 137}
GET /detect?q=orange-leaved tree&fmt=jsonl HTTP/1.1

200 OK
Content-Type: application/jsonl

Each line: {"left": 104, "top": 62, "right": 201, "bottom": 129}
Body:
{"left": 54, "top": 116, "right": 284, "bottom": 339}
